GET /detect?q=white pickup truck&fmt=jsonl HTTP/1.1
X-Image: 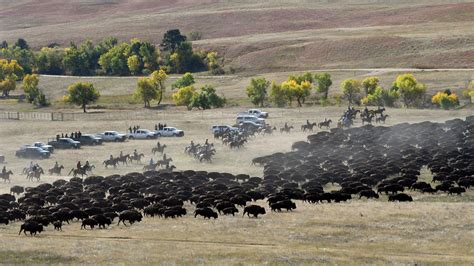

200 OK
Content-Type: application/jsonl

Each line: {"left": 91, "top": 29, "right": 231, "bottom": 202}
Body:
{"left": 127, "top": 129, "right": 157, "bottom": 139}
{"left": 155, "top": 127, "right": 184, "bottom": 137}
{"left": 97, "top": 131, "right": 127, "bottom": 142}
{"left": 247, "top": 109, "right": 268, "bottom": 118}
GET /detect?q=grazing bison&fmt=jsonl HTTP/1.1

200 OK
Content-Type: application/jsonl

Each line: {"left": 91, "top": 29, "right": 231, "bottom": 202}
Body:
{"left": 243, "top": 205, "right": 266, "bottom": 218}
{"left": 448, "top": 187, "right": 466, "bottom": 195}
{"left": 118, "top": 210, "right": 143, "bottom": 225}
{"left": 269, "top": 200, "right": 296, "bottom": 212}
{"left": 81, "top": 218, "right": 98, "bottom": 229}
{"left": 53, "top": 221, "right": 62, "bottom": 231}
{"left": 19, "top": 221, "right": 44, "bottom": 236}
{"left": 388, "top": 193, "right": 413, "bottom": 202}
{"left": 359, "top": 190, "right": 379, "bottom": 199}
{"left": 222, "top": 206, "right": 239, "bottom": 216}
{"left": 194, "top": 208, "right": 218, "bottom": 219}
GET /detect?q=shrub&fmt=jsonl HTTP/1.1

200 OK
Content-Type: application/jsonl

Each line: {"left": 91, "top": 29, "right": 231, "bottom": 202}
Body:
{"left": 432, "top": 90, "right": 459, "bottom": 110}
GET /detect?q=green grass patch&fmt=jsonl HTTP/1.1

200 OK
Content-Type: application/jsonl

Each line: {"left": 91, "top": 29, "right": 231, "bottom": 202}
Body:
{"left": 96, "top": 94, "right": 139, "bottom": 105}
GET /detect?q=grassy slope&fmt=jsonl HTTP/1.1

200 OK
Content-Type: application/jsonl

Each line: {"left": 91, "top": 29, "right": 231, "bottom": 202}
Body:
{"left": 0, "top": 0, "right": 473, "bottom": 72}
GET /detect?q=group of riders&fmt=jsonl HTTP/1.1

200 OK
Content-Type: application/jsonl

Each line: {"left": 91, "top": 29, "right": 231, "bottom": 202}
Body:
{"left": 338, "top": 105, "right": 386, "bottom": 128}
{"left": 55, "top": 131, "right": 82, "bottom": 140}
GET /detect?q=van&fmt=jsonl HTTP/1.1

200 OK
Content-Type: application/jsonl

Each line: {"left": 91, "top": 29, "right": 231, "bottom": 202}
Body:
{"left": 236, "top": 114, "right": 265, "bottom": 125}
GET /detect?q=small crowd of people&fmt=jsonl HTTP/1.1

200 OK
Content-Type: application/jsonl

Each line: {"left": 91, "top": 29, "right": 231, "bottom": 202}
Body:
{"left": 56, "top": 131, "right": 82, "bottom": 141}
{"left": 155, "top": 123, "right": 167, "bottom": 131}
{"left": 127, "top": 123, "right": 168, "bottom": 133}
{"left": 128, "top": 126, "right": 141, "bottom": 133}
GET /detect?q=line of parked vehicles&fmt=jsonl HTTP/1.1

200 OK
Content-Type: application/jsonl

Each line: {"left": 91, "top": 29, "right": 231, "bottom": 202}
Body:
{"left": 211, "top": 109, "right": 269, "bottom": 135}
{"left": 13, "top": 126, "right": 185, "bottom": 160}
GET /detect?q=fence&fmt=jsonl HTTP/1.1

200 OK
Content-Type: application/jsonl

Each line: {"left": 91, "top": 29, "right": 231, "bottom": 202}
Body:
{"left": 0, "top": 111, "right": 75, "bottom": 121}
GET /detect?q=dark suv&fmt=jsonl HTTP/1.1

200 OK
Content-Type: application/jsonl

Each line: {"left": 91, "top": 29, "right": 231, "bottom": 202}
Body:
{"left": 74, "top": 134, "right": 103, "bottom": 146}
{"left": 48, "top": 138, "right": 81, "bottom": 149}
{"left": 16, "top": 146, "right": 51, "bottom": 159}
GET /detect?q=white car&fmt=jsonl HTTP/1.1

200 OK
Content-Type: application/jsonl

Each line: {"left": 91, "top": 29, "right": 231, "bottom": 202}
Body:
{"left": 97, "top": 131, "right": 127, "bottom": 142}
{"left": 127, "top": 129, "right": 157, "bottom": 139}
{"left": 155, "top": 127, "right": 184, "bottom": 137}
{"left": 32, "top": 142, "right": 54, "bottom": 153}
{"left": 236, "top": 114, "right": 266, "bottom": 126}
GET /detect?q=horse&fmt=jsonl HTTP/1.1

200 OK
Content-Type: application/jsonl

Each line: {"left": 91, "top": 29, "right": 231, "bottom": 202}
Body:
{"left": 116, "top": 154, "right": 130, "bottom": 165}
{"left": 157, "top": 158, "right": 173, "bottom": 167}
{"left": 26, "top": 168, "right": 44, "bottom": 182}
{"left": 48, "top": 165, "right": 64, "bottom": 175}
{"left": 143, "top": 163, "right": 159, "bottom": 171}
{"left": 318, "top": 119, "right": 332, "bottom": 129}
{"left": 0, "top": 170, "right": 13, "bottom": 183}
{"left": 152, "top": 144, "right": 167, "bottom": 154}
{"left": 301, "top": 123, "right": 317, "bottom": 132}
{"left": 280, "top": 126, "right": 294, "bottom": 134}
{"left": 361, "top": 113, "right": 375, "bottom": 125}
{"left": 376, "top": 114, "right": 389, "bottom": 124}
{"left": 129, "top": 153, "right": 145, "bottom": 164}
{"left": 103, "top": 158, "right": 118, "bottom": 168}
{"left": 371, "top": 107, "right": 386, "bottom": 116}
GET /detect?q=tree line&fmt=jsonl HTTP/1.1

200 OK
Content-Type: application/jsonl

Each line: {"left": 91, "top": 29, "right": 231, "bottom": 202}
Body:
{"left": 0, "top": 29, "right": 224, "bottom": 77}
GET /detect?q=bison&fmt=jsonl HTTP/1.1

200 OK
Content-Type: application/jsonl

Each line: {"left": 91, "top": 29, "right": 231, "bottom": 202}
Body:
{"left": 194, "top": 207, "right": 218, "bottom": 219}
{"left": 243, "top": 205, "right": 266, "bottom": 218}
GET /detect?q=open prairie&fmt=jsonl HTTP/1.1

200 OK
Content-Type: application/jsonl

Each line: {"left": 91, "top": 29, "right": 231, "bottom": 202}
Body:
{"left": 0, "top": 106, "right": 473, "bottom": 264}
{"left": 1, "top": 0, "right": 474, "bottom": 72}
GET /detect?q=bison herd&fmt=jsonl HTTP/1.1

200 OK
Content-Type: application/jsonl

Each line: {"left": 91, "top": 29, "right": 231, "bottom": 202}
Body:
{"left": 0, "top": 116, "right": 472, "bottom": 236}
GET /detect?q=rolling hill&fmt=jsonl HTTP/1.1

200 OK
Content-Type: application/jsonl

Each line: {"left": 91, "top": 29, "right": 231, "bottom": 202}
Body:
{"left": 0, "top": 0, "right": 473, "bottom": 73}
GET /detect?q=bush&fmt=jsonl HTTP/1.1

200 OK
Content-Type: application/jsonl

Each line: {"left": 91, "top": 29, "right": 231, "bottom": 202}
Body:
{"left": 432, "top": 90, "right": 459, "bottom": 110}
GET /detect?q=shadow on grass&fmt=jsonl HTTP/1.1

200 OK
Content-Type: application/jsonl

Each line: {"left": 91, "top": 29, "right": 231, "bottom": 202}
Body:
{"left": 0, "top": 251, "right": 78, "bottom": 264}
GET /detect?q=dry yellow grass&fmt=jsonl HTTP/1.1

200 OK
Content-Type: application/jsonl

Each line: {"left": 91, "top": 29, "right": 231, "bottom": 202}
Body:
{"left": 0, "top": 106, "right": 473, "bottom": 264}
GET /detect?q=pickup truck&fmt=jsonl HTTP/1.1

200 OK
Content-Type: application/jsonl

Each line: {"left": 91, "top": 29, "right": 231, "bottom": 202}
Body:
{"left": 97, "top": 131, "right": 127, "bottom": 142}
{"left": 32, "top": 142, "right": 55, "bottom": 153}
{"left": 48, "top": 138, "right": 81, "bottom": 149}
{"left": 73, "top": 134, "right": 103, "bottom": 145}
{"left": 155, "top": 127, "right": 184, "bottom": 137}
{"left": 247, "top": 109, "right": 268, "bottom": 118}
{"left": 211, "top": 125, "right": 239, "bottom": 134}
{"left": 127, "top": 129, "right": 157, "bottom": 139}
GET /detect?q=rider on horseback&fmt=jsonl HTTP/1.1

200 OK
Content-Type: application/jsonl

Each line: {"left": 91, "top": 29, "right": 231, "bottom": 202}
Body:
{"left": 54, "top": 161, "right": 59, "bottom": 169}
{"left": 149, "top": 158, "right": 154, "bottom": 166}
{"left": 84, "top": 161, "right": 90, "bottom": 170}
{"left": 1, "top": 166, "right": 6, "bottom": 175}
{"left": 77, "top": 161, "right": 81, "bottom": 170}
{"left": 133, "top": 149, "right": 138, "bottom": 158}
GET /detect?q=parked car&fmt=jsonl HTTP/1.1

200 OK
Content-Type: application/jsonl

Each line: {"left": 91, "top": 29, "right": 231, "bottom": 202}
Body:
{"left": 96, "top": 131, "right": 127, "bottom": 142}
{"left": 155, "top": 127, "right": 184, "bottom": 137}
{"left": 247, "top": 109, "right": 269, "bottom": 118}
{"left": 74, "top": 134, "right": 103, "bottom": 145}
{"left": 32, "top": 142, "right": 54, "bottom": 153}
{"left": 48, "top": 138, "right": 81, "bottom": 149}
{"left": 236, "top": 114, "right": 266, "bottom": 126}
{"left": 211, "top": 125, "right": 239, "bottom": 134}
{"left": 16, "top": 146, "right": 50, "bottom": 159}
{"left": 127, "top": 129, "right": 157, "bottom": 139}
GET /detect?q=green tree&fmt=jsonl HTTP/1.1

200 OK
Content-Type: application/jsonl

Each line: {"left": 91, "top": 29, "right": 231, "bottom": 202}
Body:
{"left": 65, "top": 82, "right": 100, "bottom": 112}
{"left": 150, "top": 69, "right": 167, "bottom": 105}
{"left": 127, "top": 55, "right": 141, "bottom": 75}
{"left": 361, "top": 76, "right": 379, "bottom": 96}
{"left": 0, "top": 59, "right": 24, "bottom": 96}
{"left": 23, "top": 74, "right": 39, "bottom": 103}
{"left": 269, "top": 82, "right": 288, "bottom": 107}
{"left": 341, "top": 79, "right": 361, "bottom": 105}
{"left": 314, "top": 72, "right": 332, "bottom": 99}
{"left": 393, "top": 73, "right": 426, "bottom": 107}
{"left": 14, "top": 38, "right": 29, "bottom": 50}
{"left": 172, "top": 85, "right": 197, "bottom": 110}
{"left": 246, "top": 77, "right": 269, "bottom": 107}
{"left": 63, "top": 43, "right": 90, "bottom": 76}
{"left": 190, "top": 85, "right": 225, "bottom": 110}
{"left": 161, "top": 29, "right": 187, "bottom": 52}
{"left": 134, "top": 77, "right": 158, "bottom": 108}
{"left": 171, "top": 72, "right": 195, "bottom": 89}
{"left": 36, "top": 47, "right": 64, "bottom": 75}
{"left": 98, "top": 43, "right": 130, "bottom": 75}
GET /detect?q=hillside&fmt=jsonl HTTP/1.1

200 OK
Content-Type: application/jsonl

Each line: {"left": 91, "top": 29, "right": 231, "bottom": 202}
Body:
{"left": 0, "top": 0, "right": 473, "bottom": 72}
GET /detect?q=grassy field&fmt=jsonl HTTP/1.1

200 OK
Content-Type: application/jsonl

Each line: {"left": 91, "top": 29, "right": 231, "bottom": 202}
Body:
{"left": 0, "top": 106, "right": 473, "bottom": 264}
{"left": 0, "top": 0, "right": 473, "bottom": 72}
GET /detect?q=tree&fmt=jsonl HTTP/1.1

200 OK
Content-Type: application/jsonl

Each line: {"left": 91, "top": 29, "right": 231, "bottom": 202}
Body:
{"left": 98, "top": 43, "right": 130, "bottom": 76}
{"left": 150, "top": 69, "right": 167, "bottom": 105}
{"left": 134, "top": 77, "right": 158, "bottom": 108}
{"left": 36, "top": 47, "right": 64, "bottom": 75}
{"left": 63, "top": 43, "right": 90, "bottom": 76}
{"left": 246, "top": 77, "right": 270, "bottom": 107}
{"left": 127, "top": 55, "right": 141, "bottom": 75}
{"left": 172, "top": 85, "right": 197, "bottom": 110}
{"left": 14, "top": 38, "right": 29, "bottom": 50}
{"left": 393, "top": 74, "right": 426, "bottom": 107}
{"left": 23, "top": 74, "right": 40, "bottom": 103}
{"left": 0, "top": 59, "right": 24, "bottom": 96}
{"left": 161, "top": 29, "right": 187, "bottom": 52}
{"left": 314, "top": 72, "right": 332, "bottom": 99}
{"left": 269, "top": 82, "right": 288, "bottom": 107}
{"left": 341, "top": 79, "right": 361, "bottom": 105}
{"left": 190, "top": 85, "right": 225, "bottom": 110}
{"left": 65, "top": 82, "right": 100, "bottom": 112}
{"left": 0, "top": 41, "right": 8, "bottom": 49}
{"left": 171, "top": 72, "right": 195, "bottom": 89}
{"left": 361, "top": 76, "right": 379, "bottom": 96}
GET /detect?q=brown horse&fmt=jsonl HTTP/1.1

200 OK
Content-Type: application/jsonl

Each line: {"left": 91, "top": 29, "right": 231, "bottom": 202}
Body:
{"left": 0, "top": 170, "right": 13, "bottom": 183}
{"left": 49, "top": 165, "right": 64, "bottom": 175}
